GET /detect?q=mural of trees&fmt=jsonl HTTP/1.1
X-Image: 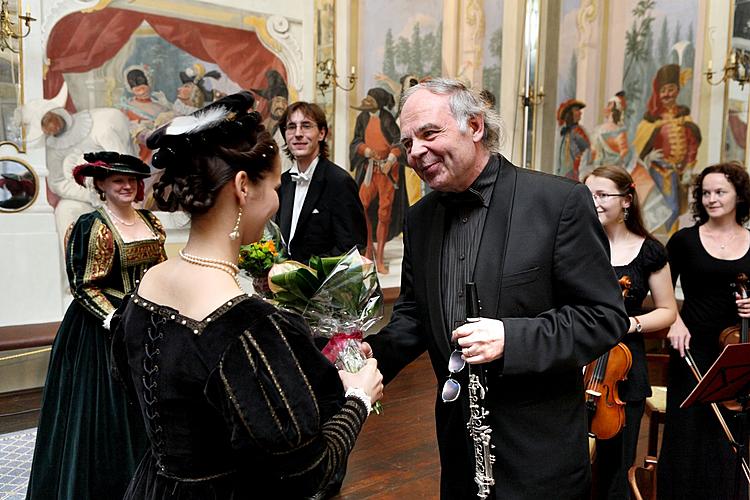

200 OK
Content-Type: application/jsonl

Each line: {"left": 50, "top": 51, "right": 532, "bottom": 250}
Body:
{"left": 381, "top": 22, "right": 443, "bottom": 81}
{"left": 482, "top": 27, "right": 503, "bottom": 102}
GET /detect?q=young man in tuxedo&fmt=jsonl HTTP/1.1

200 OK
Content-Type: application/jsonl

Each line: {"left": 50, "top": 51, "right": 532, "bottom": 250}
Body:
{"left": 365, "top": 78, "right": 629, "bottom": 499}
{"left": 276, "top": 101, "right": 366, "bottom": 264}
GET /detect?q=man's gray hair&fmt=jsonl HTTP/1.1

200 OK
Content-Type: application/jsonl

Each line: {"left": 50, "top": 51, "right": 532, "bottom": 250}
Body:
{"left": 399, "top": 78, "right": 504, "bottom": 153}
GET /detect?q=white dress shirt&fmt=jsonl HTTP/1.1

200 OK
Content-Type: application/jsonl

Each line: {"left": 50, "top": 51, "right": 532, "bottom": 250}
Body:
{"left": 288, "top": 157, "right": 320, "bottom": 252}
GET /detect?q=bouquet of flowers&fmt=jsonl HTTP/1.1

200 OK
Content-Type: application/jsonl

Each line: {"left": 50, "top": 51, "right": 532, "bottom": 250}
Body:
{"left": 238, "top": 221, "right": 286, "bottom": 297}
{"left": 267, "top": 247, "right": 384, "bottom": 412}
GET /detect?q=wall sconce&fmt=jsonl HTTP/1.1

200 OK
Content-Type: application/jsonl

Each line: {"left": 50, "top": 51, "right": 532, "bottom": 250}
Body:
{"left": 0, "top": 0, "right": 35, "bottom": 53}
{"left": 316, "top": 58, "right": 357, "bottom": 95}
{"left": 706, "top": 49, "right": 750, "bottom": 89}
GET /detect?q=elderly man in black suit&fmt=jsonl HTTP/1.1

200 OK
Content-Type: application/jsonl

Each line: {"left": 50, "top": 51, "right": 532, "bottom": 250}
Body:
{"left": 365, "top": 78, "right": 629, "bottom": 499}
{"left": 275, "top": 101, "right": 366, "bottom": 264}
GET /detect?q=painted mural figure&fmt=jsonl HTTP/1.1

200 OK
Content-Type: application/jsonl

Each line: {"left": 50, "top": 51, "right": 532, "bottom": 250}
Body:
{"left": 16, "top": 83, "right": 136, "bottom": 246}
{"left": 587, "top": 91, "right": 672, "bottom": 232}
{"left": 556, "top": 99, "right": 591, "bottom": 181}
{"left": 173, "top": 63, "right": 221, "bottom": 115}
{"left": 349, "top": 87, "right": 408, "bottom": 274}
{"left": 252, "top": 69, "right": 292, "bottom": 173}
{"left": 119, "top": 65, "right": 172, "bottom": 162}
{"left": 634, "top": 64, "right": 702, "bottom": 233}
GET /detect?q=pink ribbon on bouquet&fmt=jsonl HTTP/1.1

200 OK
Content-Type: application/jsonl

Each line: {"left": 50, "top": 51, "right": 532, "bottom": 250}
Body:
{"left": 321, "top": 330, "right": 363, "bottom": 365}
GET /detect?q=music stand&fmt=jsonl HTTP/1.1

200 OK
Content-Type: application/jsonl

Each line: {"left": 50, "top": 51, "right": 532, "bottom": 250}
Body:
{"left": 682, "top": 344, "right": 750, "bottom": 409}
{"left": 682, "top": 343, "right": 750, "bottom": 494}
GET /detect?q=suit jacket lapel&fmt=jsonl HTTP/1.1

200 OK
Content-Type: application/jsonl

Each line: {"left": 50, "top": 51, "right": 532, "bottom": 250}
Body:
{"left": 278, "top": 172, "right": 295, "bottom": 244}
{"left": 425, "top": 199, "right": 452, "bottom": 361}
{"left": 474, "top": 157, "right": 517, "bottom": 318}
{"left": 294, "top": 158, "right": 327, "bottom": 240}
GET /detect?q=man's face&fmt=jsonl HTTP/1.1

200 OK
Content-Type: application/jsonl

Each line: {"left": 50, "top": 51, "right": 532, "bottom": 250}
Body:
{"left": 41, "top": 112, "right": 65, "bottom": 137}
{"left": 131, "top": 84, "right": 150, "bottom": 98}
{"left": 284, "top": 110, "right": 325, "bottom": 164}
{"left": 270, "top": 96, "right": 288, "bottom": 120}
{"left": 659, "top": 83, "right": 679, "bottom": 106}
{"left": 399, "top": 89, "right": 483, "bottom": 192}
{"left": 177, "top": 82, "right": 195, "bottom": 102}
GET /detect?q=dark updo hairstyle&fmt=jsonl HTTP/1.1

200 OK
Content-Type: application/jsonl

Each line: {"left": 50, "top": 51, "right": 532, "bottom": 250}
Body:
{"left": 147, "top": 91, "right": 277, "bottom": 215}
{"left": 691, "top": 162, "right": 750, "bottom": 225}
{"left": 584, "top": 165, "right": 656, "bottom": 240}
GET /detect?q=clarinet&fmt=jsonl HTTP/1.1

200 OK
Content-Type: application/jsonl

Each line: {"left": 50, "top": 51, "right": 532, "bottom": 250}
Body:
{"left": 465, "top": 283, "right": 496, "bottom": 499}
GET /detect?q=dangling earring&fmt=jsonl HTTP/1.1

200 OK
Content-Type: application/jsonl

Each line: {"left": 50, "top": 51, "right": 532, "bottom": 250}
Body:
{"left": 229, "top": 208, "right": 242, "bottom": 240}
{"left": 622, "top": 207, "right": 629, "bottom": 222}
{"left": 99, "top": 191, "right": 106, "bottom": 202}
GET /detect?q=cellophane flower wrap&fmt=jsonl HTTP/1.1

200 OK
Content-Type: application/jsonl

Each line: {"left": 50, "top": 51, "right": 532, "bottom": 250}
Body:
{"left": 268, "top": 247, "right": 384, "bottom": 412}
{"left": 237, "top": 221, "right": 286, "bottom": 297}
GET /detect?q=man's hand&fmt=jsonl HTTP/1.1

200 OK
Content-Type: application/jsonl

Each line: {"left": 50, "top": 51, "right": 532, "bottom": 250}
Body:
{"left": 451, "top": 318, "right": 505, "bottom": 364}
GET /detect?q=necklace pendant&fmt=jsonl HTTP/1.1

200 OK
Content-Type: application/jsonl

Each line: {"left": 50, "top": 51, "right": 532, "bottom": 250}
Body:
{"left": 229, "top": 229, "right": 240, "bottom": 240}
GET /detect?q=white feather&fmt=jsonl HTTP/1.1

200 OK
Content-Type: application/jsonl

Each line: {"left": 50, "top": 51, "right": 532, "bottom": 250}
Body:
{"left": 165, "top": 106, "right": 229, "bottom": 136}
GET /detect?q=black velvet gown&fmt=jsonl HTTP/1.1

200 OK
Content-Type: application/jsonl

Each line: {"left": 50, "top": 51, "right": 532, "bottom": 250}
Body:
{"left": 593, "top": 238, "right": 667, "bottom": 499}
{"left": 111, "top": 292, "right": 369, "bottom": 499}
{"left": 26, "top": 208, "right": 166, "bottom": 500}
{"left": 658, "top": 225, "right": 750, "bottom": 499}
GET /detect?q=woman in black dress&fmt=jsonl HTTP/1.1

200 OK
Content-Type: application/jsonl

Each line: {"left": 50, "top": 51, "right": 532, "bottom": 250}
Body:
{"left": 658, "top": 162, "right": 750, "bottom": 499}
{"left": 27, "top": 152, "right": 165, "bottom": 500}
{"left": 111, "top": 91, "right": 383, "bottom": 499}
{"left": 584, "top": 165, "right": 677, "bottom": 499}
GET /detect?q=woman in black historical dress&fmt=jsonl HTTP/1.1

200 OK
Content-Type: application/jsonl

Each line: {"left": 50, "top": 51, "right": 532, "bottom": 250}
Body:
{"left": 26, "top": 152, "right": 165, "bottom": 500}
{"left": 111, "top": 91, "right": 383, "bottom": 499}
{"left": 658, "top": 162, "right": 750, "bottom": 499}
{"left": 584, "top": 165, "right": 677, "bottom": 499}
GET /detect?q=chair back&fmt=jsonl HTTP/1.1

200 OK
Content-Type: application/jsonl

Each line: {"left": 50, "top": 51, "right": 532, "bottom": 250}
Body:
{"left": 628, "top": 456, "right": 657, "bottom": 500}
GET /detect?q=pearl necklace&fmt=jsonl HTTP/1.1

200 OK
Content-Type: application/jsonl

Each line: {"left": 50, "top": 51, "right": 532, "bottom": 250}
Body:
{"left": 179, "top": 249, "right": 242, "bottom": 288}
{"left": 105, "top": 204, "right": 137, "bottom": 226}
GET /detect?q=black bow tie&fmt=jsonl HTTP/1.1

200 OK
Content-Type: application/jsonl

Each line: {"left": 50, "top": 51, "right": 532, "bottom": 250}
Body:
{"left": 439, "top": 189, "right": 484, "bottom": 208}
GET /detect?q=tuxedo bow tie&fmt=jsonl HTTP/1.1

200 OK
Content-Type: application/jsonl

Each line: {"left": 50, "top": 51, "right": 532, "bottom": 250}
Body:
{"left": 439, "top": 189, "right": 485, "bottom": 208}
{"left": 291, "top": 171, "right": 312, "bottom": 185}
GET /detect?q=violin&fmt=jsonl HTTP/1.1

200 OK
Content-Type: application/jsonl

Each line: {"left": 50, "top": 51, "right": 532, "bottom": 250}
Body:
{"left": 583, "top": 342, "right": 633, "bottom": 440}
{"left": 584, "top": 274, "right": 634, "bottom": 445}
{"left": 718, "top": 272, "right": 749, "bottom": 411}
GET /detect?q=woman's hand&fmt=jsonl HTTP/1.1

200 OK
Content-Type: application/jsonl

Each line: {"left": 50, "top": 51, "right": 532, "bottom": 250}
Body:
{"left": 339, "top": 358, "right": 383, "bottom": 403}
{"left": 667, "top": 316, "right": 691, "bottom": 357}
{"left": 736, "top": 293, "right": 750, "bottom": 319}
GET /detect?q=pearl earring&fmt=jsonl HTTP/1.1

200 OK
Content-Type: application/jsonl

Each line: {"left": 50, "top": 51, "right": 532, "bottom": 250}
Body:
{"left": 229, "top": 208, "right": 242, "bottom": 240}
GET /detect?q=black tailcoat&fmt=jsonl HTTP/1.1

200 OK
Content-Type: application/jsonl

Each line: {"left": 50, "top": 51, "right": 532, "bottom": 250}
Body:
{"left": 276, "top": 157, "right": 367, "bottom": 263}
{"left": 370, "top": 156, "right": 628, "bottom": 499}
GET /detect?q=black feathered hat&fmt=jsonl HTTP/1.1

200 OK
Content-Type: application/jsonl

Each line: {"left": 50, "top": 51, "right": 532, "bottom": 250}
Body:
{"left": 72, "top": 151, "right": 150, "bottom": 187}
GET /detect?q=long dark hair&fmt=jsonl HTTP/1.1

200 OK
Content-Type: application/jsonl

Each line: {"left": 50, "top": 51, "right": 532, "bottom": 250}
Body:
{"left": 585, "top": 165, "right": 656, "bottom": 240}
{"left": 691, "top": 162, "right": 750, "bottom": 225}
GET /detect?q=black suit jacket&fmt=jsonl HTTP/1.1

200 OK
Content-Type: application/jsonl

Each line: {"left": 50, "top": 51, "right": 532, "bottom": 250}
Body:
{"left": 370, "top": 156, "right": 628, "bottom": 499}
{"left": 276, "top": 157, "right": 367, "bottom": 263}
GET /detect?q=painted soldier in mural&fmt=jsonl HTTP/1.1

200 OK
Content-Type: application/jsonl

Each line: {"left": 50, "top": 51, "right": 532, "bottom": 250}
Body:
{"left": 634, "top": 63, "right": 702, "bottom": 233}
{"left": 349, "top": 87, "right": 408, "bottom": 274}
{"left": 556, "top": 99, "right": 591, "bottom": 180}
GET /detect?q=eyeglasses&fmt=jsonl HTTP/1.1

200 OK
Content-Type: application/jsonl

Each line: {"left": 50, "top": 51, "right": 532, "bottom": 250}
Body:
{"left": 285, "top": 121, "right": 317, "bottom": 133}
{"left": 591, "top": 192, "right": 627, "bottom": 202}
{"left": 441, "top": 348, "right": 466, "bottom": 403}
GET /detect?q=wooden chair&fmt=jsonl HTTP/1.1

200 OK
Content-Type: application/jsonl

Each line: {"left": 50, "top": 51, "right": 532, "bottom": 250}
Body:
{"left": 643, "top": 335, "right": 670, "bottom": 457}
{"left": 628, "top": 455, "right": 657, "bottom": 500}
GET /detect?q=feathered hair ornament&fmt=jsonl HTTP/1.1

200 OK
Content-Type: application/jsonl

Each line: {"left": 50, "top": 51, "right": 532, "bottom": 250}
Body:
{"left": 164, "top": 105, "right": 232, "bottom": 137}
